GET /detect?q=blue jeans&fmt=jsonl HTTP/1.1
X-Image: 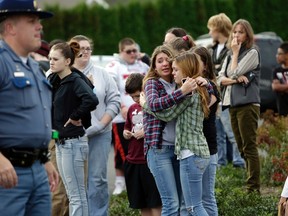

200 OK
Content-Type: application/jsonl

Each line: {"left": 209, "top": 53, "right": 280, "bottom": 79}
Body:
{"left": 147, "top": 146, "right": 182, "bottom": 216}
{"left": 202, "top": 154, "right": 218, "bottom": 216}
{"left": 0, "top": 161, "right": 51, "bottom": 216}
{"left": 217, "top": 108, "right": 245, "bottom": 166}
{"left": 56, "top": 136, "right": 89, "bottom": 216}
{"left": 180, "top": 155, "right": 209, "bottom": 216}
{"left": 87, "top": 131, "right": 111, "bottom": 216}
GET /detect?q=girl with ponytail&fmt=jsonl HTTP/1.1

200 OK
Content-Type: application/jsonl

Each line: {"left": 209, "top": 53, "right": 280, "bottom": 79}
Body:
{"left": 49, "top": 41, "right": 98, "bottom": 216}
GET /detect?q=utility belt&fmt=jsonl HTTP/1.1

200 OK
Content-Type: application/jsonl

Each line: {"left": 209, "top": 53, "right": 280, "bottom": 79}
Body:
{"left": 1, "top": 148, "right": 50, "bottom": 167}
{"left": 57, "top": 135, "right": 85, "bottom": 145}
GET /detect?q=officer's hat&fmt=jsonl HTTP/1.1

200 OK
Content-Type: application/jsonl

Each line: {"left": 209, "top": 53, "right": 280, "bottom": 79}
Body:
{"left": 0, "top": 0, "right": 53, "bottom": 21}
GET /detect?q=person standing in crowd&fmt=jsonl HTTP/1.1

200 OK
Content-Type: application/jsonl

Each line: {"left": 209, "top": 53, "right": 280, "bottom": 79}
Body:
{"left": 0, "top": 0, "right": 58, "bottom": 215}
{"left": 105, "top": 37, "right": 149, "bottom": 195}
{"left": 49, "top": 41, "right": 98, "bottom": 216}
{"left": 47, "top": 38, "right": 70, "bottom": 216}
{"left": 207, "top": 13, "right": 245, "bottom": 168}
{"left": 123, "top": 73, "right": 162, "bottom": 216}
{"left": 272, "top": 42, "right": 288, "bottom": 116}
{"left": 70, "top": 34, "right": 121, "bottom": 216}
{"left": 142, "top": 51, "right": 211, "bottom": 216}
{"left": 217, "top": 19, "right": 261, "bottom": 193}
{"left": 142, "top": 45, "right": 198, "bottom": 215}
{"left": 193, "top": 46, "right": 221, "bottom": 216}
{"left": 165, "top": 35, "right": 219, "bottom": 215}
{"left": 164, "top": 27, "right": 188, "bottom": 44}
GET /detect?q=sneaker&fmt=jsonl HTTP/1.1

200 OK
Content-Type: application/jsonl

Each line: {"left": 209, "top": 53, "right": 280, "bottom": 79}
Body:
{"left": 112, "top": 181, "right": 126, "bottom": 195}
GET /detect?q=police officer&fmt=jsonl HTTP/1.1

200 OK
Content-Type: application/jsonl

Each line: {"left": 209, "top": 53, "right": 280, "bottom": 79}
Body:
{"left": 0, "top": 0, "right": 58, "bottom": 215}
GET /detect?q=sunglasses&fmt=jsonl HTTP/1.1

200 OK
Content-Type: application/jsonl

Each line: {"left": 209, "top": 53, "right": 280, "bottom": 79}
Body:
{"left": 124, "top": 49, "right": 137, "bottom": 54}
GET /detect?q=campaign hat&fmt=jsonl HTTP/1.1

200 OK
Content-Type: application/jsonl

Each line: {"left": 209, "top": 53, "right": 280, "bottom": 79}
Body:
{"left": 0, "top": 0, "right": 53, "bottom": 21}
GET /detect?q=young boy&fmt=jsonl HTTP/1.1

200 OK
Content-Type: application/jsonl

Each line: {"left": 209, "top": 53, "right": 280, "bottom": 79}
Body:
{"left": 272, "top": 42, "right": 288, "bottom": 116}
{"left": 123, "top": 73, "right": 162, "bottom": 216}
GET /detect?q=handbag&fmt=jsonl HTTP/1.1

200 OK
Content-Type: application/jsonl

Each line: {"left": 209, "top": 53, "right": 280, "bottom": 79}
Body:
{"left": 230, "top": 71, "right": 259, "bottom": 107}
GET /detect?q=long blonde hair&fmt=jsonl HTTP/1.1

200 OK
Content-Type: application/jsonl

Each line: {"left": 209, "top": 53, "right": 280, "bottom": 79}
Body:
{"left": 174, "top": 52, "right": 210, "bottom": 118}
{"left": 142, "top": 45, "right": 174, "bottom": 88}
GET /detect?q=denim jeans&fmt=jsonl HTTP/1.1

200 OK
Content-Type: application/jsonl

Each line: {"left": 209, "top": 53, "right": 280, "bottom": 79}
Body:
{"left": 0, "top": 161, "right": 51, "bottom": 216}
{"left": 202, "top": 154, "right": 218, "bottom": 216}
{"left": 180, "top": 155, "right": 209, "bottom": 216}
{"left": 147, "top": 146, "right": 182, "bottom": 216}
{"left": 217, "top": 108, "right": 245, "bottom": 166}
{"left": 230, "top": 104, "right": 260, "bottom": 192}
{"left": 87, "top": 131, "right": 111, "bottom": 216}
{"left": 56, "top": 136, "right": 89, "bottom": 216}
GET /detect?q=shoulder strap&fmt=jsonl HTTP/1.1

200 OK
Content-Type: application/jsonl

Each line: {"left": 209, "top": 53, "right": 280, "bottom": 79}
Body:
{"left": 224, "top": 56, "right": 231, "bottom": 77}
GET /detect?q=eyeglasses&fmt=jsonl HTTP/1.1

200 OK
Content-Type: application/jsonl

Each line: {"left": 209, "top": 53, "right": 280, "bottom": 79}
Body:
{"left": 276, "top": 52, "right": 285, "bottom": 55}
{"left": 80, "top": 47, "right": 92, "bottom": 53}
{"left": 124, "top": 49, "right": 137, "bottom": 54}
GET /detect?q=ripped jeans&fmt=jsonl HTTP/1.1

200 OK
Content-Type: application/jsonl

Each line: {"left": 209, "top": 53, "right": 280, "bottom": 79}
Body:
{"left": 180, "top": 155, "right": 209, "bottom": 216}
{"left": 56, "top": 136, "right": 89, "bottom": 216}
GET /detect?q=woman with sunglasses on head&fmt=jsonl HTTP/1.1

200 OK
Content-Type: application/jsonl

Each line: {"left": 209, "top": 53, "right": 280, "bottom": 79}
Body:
{"left": 105, "top": 38, "right": 149, "bottom": 195}
{"left": 70, "top": 35, "right": 121, "bottom": 216}
{"left": 49, "top": 41, "right": 98, "bottom": 216}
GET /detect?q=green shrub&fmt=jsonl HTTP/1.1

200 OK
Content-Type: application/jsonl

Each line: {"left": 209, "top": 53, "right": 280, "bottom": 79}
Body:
{"left": 216, "top": 164, "right": 278, "bottom": 216}
{"left": 109, "top": 192, "right": 140, "bottom": 216}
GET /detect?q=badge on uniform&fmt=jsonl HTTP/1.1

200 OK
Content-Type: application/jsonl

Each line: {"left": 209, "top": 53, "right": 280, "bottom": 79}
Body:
{"left": 12, "top": 72, "right": 32, "bottom": 88}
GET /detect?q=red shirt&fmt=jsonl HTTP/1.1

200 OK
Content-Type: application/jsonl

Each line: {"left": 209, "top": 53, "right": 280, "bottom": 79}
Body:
{"left": 124, "top": 103, "right": 146, "bottom": 164}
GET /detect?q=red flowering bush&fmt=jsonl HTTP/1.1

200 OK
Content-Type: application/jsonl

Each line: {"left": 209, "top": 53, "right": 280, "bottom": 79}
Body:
{"left": 257, "top": 110, "right": 288, "bottom": 185}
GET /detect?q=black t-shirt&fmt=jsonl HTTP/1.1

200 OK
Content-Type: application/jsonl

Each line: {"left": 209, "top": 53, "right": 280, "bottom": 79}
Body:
{"left": 203, "top": 81, "right": 221, "bottom": 155}
{"left": 272, "top": 67, "right": 288, "bottom": 116}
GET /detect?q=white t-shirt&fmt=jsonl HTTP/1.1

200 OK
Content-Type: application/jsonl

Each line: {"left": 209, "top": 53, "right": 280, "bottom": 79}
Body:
{"left": 281, "top": 177, "right": 288, "bottom": 197}
{"left": 105, "top": 55, "right": 149, "bottom": 123}
{"left": 216, "top": 43, "right": 225, "bottom": 60}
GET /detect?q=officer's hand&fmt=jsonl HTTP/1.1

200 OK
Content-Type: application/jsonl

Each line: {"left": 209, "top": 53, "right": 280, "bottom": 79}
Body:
{"left": 0, "top": 153, "right": 18, "bottom": 189}
{"left": 44, "top": 161, "right": 59, "bottom": 192}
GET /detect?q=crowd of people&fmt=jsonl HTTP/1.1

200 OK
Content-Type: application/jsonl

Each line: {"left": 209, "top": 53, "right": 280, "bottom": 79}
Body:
{"left": 1, "top": 0, "right": 288, "bottom": 216}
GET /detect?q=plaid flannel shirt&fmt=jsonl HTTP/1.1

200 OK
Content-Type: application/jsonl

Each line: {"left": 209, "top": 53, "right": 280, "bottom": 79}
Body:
{"left": 143, "top": 78, "right": 185, "bottom": 154}
{"left": 143, "top": 93, "right": 210, "bottom": 159}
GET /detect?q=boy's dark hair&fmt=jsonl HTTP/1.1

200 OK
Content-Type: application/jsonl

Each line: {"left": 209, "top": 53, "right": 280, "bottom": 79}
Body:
{"left": 280, "top": 42, "right": 288, "bottom": 53}
{"left": 125, "top": 73, "right": 144, "bottom": 94}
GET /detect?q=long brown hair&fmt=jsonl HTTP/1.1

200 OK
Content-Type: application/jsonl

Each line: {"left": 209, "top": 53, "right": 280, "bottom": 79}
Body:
{"left": 227, "top": 19, "right": 254, "bottom": 49}
{"left": 174, "top": 52, "right": 210, "bottom": 118}
{"left": 142, "top": 44, "right": 174, "bottom": 88}
{"left": 50, "top": 41, "right": 80, "bottom": 66}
